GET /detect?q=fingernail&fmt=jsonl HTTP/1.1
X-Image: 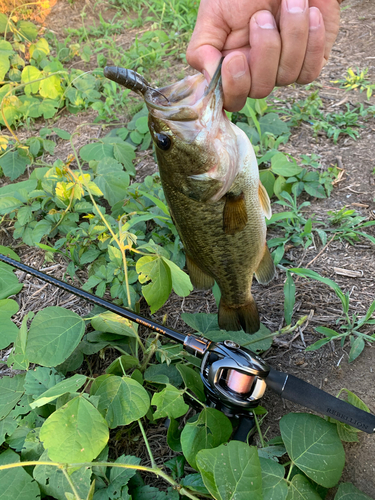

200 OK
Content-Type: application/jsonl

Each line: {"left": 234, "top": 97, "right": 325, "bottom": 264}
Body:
{"left": 286, "top": 0, "right": 307, "bottom": 13}
{"left": 309, "top": 7, "right": 321, "bottom": 29}
{"left": 254, "top": 10, "right": 277, "bottom": 29}
{"left": 227, "top": 55, "right": 246, "bottom": 80}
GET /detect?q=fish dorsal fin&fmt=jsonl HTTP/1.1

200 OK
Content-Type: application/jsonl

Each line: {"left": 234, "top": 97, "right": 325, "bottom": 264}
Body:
{"left": 258, "top": 181, "right": 272, "bottom": 219}
{"left": 223, "top": 192, "right": 248, "bottom": 235}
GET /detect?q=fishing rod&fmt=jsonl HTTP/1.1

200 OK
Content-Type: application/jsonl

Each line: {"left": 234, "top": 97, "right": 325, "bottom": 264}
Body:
{"left": 1, "top": 252, "right": 374, "bottom": 438}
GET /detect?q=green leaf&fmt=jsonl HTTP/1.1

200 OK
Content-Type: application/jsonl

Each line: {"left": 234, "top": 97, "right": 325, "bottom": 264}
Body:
{"left": 259, "top": 113, "right": 290, "bottom": 137}
{"left": 39, "top": 74, "right": 63, "bottom": 100}
{"left": 91, "top": 311, "right": 138, "bottom": 337}
{"left": 105, "top": 454, "right": 141, "bottom": 498}
{"left": 161, "top": 257, "right": 193, "bottom": 297}
{"left": 0, "top": 150, "right": 31, "bottom": 181}
{"left": 26, "top": 306, "right": 85, "bottom": 366}
{"left": 39, "top": 396, "right": 109, "bottom": 462}
{"left": 181, "top": 312, "right": 219, "bottom": 334}
{"left": 259, "top": 170, "right": 275, "bottom": 198}
{"left": 176, "top": 363, "right": 205, "bottom": 401}
{"left": 260, "top": 457, "right": 288, "bottom": 500}
{"left": 144, "top": 363, "right": 183, "bottom": 386}
{"left": 30, "top": 374, "right": 87, "bottom": 408}
{"left": 349, "top": 336, "right": 365, "bottom": 362}
{"left": 0, "top": 262, "right": 23, "bottom": 300}
{"left": 0, "top": 448, "right": 40, "bottom": 500}
{"left": 181, "top": 408, "right": 232, "bottom": 470}
{"left": 167, "top": 417, "right": 182, "bottom": 452}
{"left": 0, "top": 374, "right": 25, "bottom": 419}
{"left": 196, "top": 442, "right": 263, "bottom": 500}
{"left": 180, "top": 473, "right": 210, "bottom": 495}
{"left": 52, "top": 127, "right": 71, "bottom": 140}
{"left": 271, "top": 153, "right": 303, "bottom": 177}
{"left": 304, "top": 181, "right": 326, "bottom": 199}
{"left": 33, "top": 450, "right": 91, "bottom": 500}
{"left": 17, "top": 20, "right": 38, "bottom": 41}
{"left": 0, "top": 299, "right": 19, "bottom": 349}
{"left": 113, "top": 142, "right": 136, "bottom": 174}
{"left": 286, "top": 474, "right": 322, "bottom": 500}
{"left": 90, "top": 375, "right": 150, "bottom": 428}
{"left": 136, "top": 255, "right": 172, "bottom": 313}
{"left": 132, "top": 485, "right": 179, "bottom": 500}
{"left": 334, "top": 482, "right": 373, "bottom": 500}
{"left": 21, "top": 65, "right": 42, "bottom": 94}
{"left": 106, "top": 355, "right": 140, "bottom": 375}
{"left": 24, "top": 366, "right": 64, "bottom": 399}
{"left": 93, "top": 157, "right": 130, "bottom": 206}
{"left": 80, "top": 142, "right": 114, "bottom": 162}
{"left": 284, "top": 272, "right": 295, "bottom": 325}
{"left": 151, "top": 384, "right": 189, "bottom": 419}
{"left": 0, "top": 53, "right": 11, "bottom": 81}
{"left": 280, "top": 413, "right": 345, "bottom": 487}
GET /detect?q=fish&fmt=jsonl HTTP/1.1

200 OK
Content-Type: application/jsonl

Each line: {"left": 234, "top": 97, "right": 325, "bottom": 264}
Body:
{"left": 104, "top": 62, "right": 275, "bottom": 334}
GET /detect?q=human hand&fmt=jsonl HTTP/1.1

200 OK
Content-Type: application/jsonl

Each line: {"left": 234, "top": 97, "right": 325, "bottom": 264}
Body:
{"left": 186, "top": 0, "right": 343, "bottom": 111}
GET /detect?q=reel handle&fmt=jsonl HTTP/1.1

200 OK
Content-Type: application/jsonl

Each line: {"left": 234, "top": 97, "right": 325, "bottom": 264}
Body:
{"left": 266, "top": 368, "right": 375, "bottom": 434}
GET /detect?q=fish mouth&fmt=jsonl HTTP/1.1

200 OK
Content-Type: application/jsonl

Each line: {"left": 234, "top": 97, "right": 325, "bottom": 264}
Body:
{"left": 145, "top": 59, "right": 223, "bottom": 121}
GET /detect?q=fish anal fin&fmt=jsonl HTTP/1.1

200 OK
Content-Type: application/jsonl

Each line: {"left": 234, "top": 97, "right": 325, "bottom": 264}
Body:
{"left": 218, "top": 297, "right": 260, "bottom": 334}
{"left": 223, "top": 192, "right": 248, "bottom": 235}
{"left": 255, "top": 244, "right": 275, "bottom": 284}
{"left": 186, "top": 254, "right": 214, "bottom": 290}
{"left": 258, "top": 181, "right": 272, "bottom": 219}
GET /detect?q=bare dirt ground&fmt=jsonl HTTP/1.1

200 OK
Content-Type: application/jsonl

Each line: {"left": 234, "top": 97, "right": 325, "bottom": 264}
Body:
{"left": 1, "top": 0, "right": 375, "bottom": 497}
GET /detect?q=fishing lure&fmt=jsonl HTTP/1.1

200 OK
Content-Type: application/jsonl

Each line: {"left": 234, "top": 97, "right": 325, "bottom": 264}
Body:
{"left": 104, "top": 66, "right": 169, "bottom": 102}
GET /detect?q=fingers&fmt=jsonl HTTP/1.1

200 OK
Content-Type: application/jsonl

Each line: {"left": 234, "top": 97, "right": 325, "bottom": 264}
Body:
{"left": 297, "top": 7, "right": 325, "bottom": 84}
{"left": 221, "top": 52, "right": 251, "bottom": 111}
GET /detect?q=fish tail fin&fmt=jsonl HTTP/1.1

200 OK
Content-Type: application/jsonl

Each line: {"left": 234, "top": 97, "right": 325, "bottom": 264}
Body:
{"left": 218, "top": 297, "right": 260, "bottom": 334}
{"left": 255, "top": 244, "right": 275, "bottom": 284}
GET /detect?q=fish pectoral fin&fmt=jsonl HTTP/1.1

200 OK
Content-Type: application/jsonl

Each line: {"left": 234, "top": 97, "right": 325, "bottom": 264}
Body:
{"left": 255, "top": 244, "right": 275, "bottom": 284}
{"left": 258, "top": 181, "right": 272, "bottom": 219}
{"left": 218, "top": 297, "right": 260, "bottom": 334}
{"left": 186, "top": 254, "right": 214, "bottom": 290}
{"left": 223, "top": 192, "right": 248, "bottom": 235}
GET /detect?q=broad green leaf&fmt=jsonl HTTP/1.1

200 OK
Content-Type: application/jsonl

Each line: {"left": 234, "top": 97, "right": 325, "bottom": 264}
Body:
{"left": 30, "top": 374, "right": 87, "bottom": 408}
{"left": 161, "top": 257, "right": 193, "bottom": 297}
{"left": 0, "top": 150, "right": 31, "bottom": 181}
{"left": 26, "top": 306, "right": 85, "bottom": 366}
{"left": 113, "top": 142, "right": 136, "bottom": 174}
{"left": 180, "top": 473, "right": 210, "bottom": 495}
{"left": 260, "top": 170, "right": 275, "bottom": 197}
{"left": 167, "top": 417, "right": 182, "bottom": 452}
{"left": 0, "top": 51, "right": 11, "bottom": 81}
{"left": 136, "top": 255, "right": 172, "bottom": 313}
{"left": 203, "top": 322, "right": 273, "bottom": 353}
{"left": 259, "top": 113, "right": 290, "bottom": 137}
{"left": 274, "top": 175, "right": 289, "bottom": 198}
{"left": 144, "top": 363, "right": 183, "bottom": 386}
{"left": 105, "top": 454, "right": 141, "bottom": 498}
{"left": 0, "top": 298, "right": 19, "bottom": 349}
{"left": 271, "top": 153, "right": 303, "bottom": 177}
{"left": 349, "top": 336, "right": 365, "bottom": 362}
{"left": 6, "top": 313, "right": 29, "bottom": 370}
{"left": 0, "top": 374, "right": 25, "bottom": 419}
{"left": 181, "top": 312, "right": 219, "bottom": 334}
{"left": 259, "top": 457, "right": 288, "bottom": 500}
{"left": 17, "top": 20, "right": 38, "bottom": 41}
{"left": 39, "top": 74, "right": 63, "bottom": 100}
{"left": 0, "top": 416, "right": 18, "bottom": 447}
{"left": 176, "top": 364, "right": 205, "bottom": 401}
{"left": 80, "top": 142, "right": 114, "bottom": 162}
{"left": 132, "top": 485, "right": 179, "bottom": 500}
{"left": 90, "top": 375, "right": 149, "bottom": 428}
{"left": 91, "top": 311, "right": 138, "bottom": 337}
{"left": 93, "top": 157, "right": 130, "bottom": 206}
{"left": 24, "top": 366, "right": 64, "bottom": 399}
{"left": 286, "top": 474, "right": 322, "bottom": 500}
{"left": 0, "top": 448, "right": 40, "bottom": 500}
{"left": 34, "top": 449, "right": 91, "bottom": 500}
{"left": 0, "top": 246, "right": 20, "bottom": 261}
{"left": 106, "top": 355, "right": 140, "bottom": 375}
{"left": 334, "top": 482, "right": 372, "bottom": 500}
{"left": 181, "top": 408, "right": 232, "bottom": 470}
{"left": 280, "top": 413, "right": 345, "bottom": 487}
{"left": 52, "top": 127, "right": 71, "bottom": 140}
{"left": 196, "top": 442, "right": 263, "bottom": 500}
{"left": 39, "top": 396, "right": 109, "bottom": 462}
{"left": 151, "top": 384, "right": 189, "bottom": 419}
{"left": 235, "top": 122, "right": 260, "bottom": 145}
{"left": 0, "top": 262, "right": 23, "bottom": 299}
{"left": 304, "top": 181, "right": 326, "bottom": 199}
{"left": 21, "top": 65, "right": 42, "bottom": 94}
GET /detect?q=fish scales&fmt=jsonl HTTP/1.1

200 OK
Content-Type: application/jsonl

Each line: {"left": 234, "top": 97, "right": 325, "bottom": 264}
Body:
{"left": 104, "top": 62, "right": 275, "bottom": 334}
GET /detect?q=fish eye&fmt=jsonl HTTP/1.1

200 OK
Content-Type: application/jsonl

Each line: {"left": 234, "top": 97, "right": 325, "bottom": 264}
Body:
{"left": 155, "top": 133, "right": 171, "bottom": 151}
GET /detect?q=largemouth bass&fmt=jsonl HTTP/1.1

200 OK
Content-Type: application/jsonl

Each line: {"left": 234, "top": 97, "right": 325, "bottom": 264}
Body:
{"left": 104, "top": 63, "right": 275, "bottom": 334}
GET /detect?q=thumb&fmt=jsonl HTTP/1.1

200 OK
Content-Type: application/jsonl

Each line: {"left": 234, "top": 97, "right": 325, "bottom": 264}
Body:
{"left": 186, "top": 43, "right": 224, "bottom": 82}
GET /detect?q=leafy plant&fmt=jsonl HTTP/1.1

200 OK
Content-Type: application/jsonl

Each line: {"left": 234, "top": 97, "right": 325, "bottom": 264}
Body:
{"left": 288, "top": 268, "right": 375, "bottom": 362}
{"left": 332, "top": 67, "right": 375, "bottom": 99}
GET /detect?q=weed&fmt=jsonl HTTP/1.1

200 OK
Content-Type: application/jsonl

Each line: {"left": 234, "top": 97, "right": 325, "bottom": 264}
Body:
{"left": 332, "top": 67, "right": 375, "bottom": 99}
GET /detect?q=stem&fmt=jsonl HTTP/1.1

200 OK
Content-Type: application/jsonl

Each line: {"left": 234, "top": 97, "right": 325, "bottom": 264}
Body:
{"left": 253, "top": 413, "right": 265, "bottom": 448}
{"left": 243, "top": 316, "right": 308, "bottom": 347}
{"left": 61, "top": 467, "right": 82, "bottom": 500}
{"left": 140, "top": 334, "right": 159, "bottom": 372}
{"left": 286, "top": 463, "right": 295, "bottom": 483}
{"left": 138, "top": 419, "right": 156, "bottom": 469}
